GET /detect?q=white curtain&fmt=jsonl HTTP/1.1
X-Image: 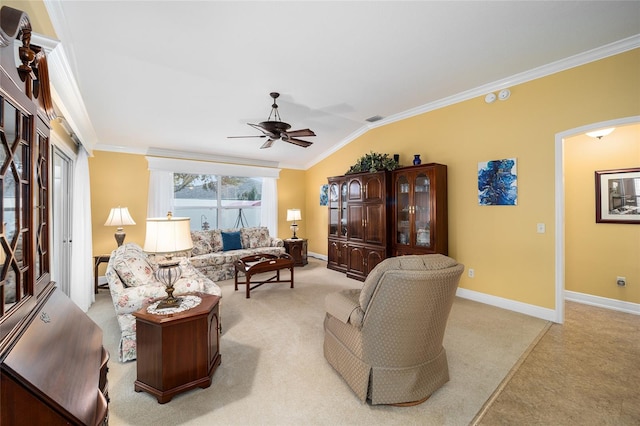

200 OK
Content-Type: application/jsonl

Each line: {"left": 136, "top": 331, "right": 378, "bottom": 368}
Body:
{"left": 69, "top": 146, "right": 94, "bottom": 311}
{"left": 261, "top": 177, "right": 278, "bottom": 236}
{"left": 147, "top": 170, "right": 174, "bottom": 217}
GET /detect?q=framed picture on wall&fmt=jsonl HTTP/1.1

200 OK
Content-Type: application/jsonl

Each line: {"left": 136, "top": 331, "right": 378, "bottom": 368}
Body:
{"left": 595, "top": 167, "right": 640, "bottom": 224}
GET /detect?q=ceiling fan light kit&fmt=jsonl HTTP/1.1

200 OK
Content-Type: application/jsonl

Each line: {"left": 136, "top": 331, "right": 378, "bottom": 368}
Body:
{"left": 228, "top": 92, "right": 316, "bottom": 149}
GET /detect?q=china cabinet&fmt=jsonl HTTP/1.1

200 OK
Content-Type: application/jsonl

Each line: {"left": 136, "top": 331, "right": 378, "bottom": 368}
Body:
{"left": 391, "top": 164, "right": 448, "bottom": 256}
{"left": 327, "top": 171, "right": 390, "bottom": 280}
{"left": 327, "top": 163, "right": 448, "bottom": 280}
{"left": 1, "top": 6, "right": 108, "bottom": 425}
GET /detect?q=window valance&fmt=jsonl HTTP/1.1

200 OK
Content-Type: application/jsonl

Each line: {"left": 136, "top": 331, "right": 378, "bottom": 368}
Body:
{"left": 146, "top": 156, "right": 281, "bottom": 178}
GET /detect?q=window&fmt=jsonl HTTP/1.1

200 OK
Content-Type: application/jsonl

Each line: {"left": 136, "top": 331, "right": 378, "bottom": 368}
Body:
{"left": 173, "top": 173, "right": 262, "bottom": 230}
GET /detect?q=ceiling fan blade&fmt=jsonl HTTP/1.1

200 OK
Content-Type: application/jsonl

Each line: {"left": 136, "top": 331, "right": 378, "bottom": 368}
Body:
{"left": 284, "top": 137, "right": 313, "bottom": 148}
{"left": 247, "top": 122, "right": 274, "bottom": 137}
{"left": 260, "top": 139, "right": 276, "bottom": 149}
{"left": 286, "top": 128, "right": 316, "bottom": 137}
{"left": 227, "top": 135, "right": 267, "bottom": 138}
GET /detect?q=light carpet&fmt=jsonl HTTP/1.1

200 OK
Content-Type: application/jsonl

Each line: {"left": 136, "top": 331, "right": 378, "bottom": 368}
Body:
{"left": 87, "top": 258, "right": 548, "bottom": 426}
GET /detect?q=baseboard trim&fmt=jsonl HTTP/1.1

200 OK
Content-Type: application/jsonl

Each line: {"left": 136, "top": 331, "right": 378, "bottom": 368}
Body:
{"left": 565, "top": 290, "right": 640, "bottom": 316}
{"left": 308, "top": 251, "right": 327, "bottom": 261}
{"left": 456, "top": 288, "right": 557, "bottom": 322}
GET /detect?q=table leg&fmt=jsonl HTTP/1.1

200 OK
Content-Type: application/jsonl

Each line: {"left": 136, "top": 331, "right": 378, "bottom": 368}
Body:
{"left": 290, "top": 266, "right": 294, "bottom": 288}
{"left": 245, "top": 272, "right": 251, "bottom": 299}
{"left": 94, "top": 259, "right": 100, "bottom": 294}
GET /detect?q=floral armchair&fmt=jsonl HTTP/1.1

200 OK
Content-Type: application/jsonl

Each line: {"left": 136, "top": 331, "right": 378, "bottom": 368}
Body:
{"left": 106, "top": 243, "right": 221, "bottom": 362}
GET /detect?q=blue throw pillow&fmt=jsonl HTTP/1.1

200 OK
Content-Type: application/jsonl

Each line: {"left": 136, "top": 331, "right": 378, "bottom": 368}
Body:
{"left": 221, "top": 231, "right": 243, "bottom": 251}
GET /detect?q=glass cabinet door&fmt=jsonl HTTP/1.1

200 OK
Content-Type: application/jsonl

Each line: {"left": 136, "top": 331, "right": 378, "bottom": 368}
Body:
{"left": 396, "top": 174, "right": 410, "bottom": 245}
{"left": 414, "top": 172, "right": 431, "bottom": 248}
{"left": 328, "top": 182, "right": 339, "bottom": 236}
{"left": 340, "top": 182, "right": 348, "bottom": 237}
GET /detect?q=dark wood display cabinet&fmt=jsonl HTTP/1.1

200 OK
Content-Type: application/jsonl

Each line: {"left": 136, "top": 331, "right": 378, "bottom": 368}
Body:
{"left": 1, "top": 7, "right": 109, "bottom": 425}
{"left": 391, "top": 164, "right": 448, "bottom": 256}
{"left": 327, "top": 171, "right": 390, "bottom": 281}
{"left": 327, "top": 164, "right": 448, "bottom": 281}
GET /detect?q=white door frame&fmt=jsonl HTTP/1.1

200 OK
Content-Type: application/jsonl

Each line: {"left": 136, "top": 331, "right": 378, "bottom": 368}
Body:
{"left": 554, "top": 115, "right": 640, "bottom": 323}
{"left": 50, "top": 135, "right": 76, "bottom": 295}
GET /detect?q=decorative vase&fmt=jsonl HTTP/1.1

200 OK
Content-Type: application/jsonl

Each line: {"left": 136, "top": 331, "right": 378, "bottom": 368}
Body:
{"left": 413, "top": 154, "right": 421, "bottom": 165}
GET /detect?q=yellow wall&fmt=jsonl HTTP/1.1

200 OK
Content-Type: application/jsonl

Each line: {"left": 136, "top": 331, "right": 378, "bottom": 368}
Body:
{"left": 89, "top": 152, "right": 150, "bottom": 256}
{"left": 307, "top": 48, "right": 640, "bottom": 310}
{"left": 565, "top": 124, "right": 640, "bottom": 304}
{"left": 277, "top": 169, "right": 307, "bottom": 239}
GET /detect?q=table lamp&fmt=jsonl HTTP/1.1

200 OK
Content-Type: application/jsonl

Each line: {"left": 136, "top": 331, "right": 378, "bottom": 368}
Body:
{"left": 104, "top": 206, "right": 136, "bottom": 246}
{"left": 143, "top": 212, "right": 193, "bottom": 309}
{"left": 287, "top": 209, "right": 301, "bottom": 239}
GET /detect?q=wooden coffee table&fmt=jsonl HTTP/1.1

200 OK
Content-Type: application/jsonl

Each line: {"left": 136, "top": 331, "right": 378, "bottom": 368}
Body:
{"left": 234, "top": 253, "right": 295, "bottom": 298}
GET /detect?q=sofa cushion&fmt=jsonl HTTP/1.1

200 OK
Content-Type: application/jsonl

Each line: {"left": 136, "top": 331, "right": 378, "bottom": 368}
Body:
{"left": 242, "top": 226, "right": 271, "bottom": 248}
{"left": 112, "top": 244, "right": 155, "bottom": 288}
{"left": 190, "top": 230, "right": 213, "bottom": 255}
{"left": 211, "top": 229, "right": 223, "bottom": 252}
{"left": 221, "top": 231, "right": 243, "bottom": 251}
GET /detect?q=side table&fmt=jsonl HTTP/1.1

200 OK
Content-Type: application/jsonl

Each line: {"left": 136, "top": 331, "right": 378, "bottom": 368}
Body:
{"left": 133, "top": 293, "right": 221, "bottom": 403}
{"left": 94, "top": 254, "right": 111, "bottom": 294}
{"left": 284, "top": 238, "right": 308, "bottom": 266}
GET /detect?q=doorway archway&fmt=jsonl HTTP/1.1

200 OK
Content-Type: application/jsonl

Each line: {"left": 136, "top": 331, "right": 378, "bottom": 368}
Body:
{"left": 554, "top": 115, "right": 640, "bottom": 323}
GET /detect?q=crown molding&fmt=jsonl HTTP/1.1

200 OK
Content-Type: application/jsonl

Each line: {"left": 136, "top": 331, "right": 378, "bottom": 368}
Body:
{"left": 365, "top": 35, "right": 640, "bottom": 131}
{"left": 304, "top": 34, "right": 640, "bottom": 170}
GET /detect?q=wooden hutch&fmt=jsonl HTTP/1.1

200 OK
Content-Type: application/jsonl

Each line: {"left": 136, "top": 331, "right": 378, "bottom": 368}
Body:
{"left": 0, "top": 6, "right": 109, "bottom": 425}
{"left": 328, "top": 163, "right": 448, "bottom": 280}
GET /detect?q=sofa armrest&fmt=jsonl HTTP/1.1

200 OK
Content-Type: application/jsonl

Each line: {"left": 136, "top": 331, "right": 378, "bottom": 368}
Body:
{"left": 108, "top": 278, "right": 170, "bottom": 315}
{"left": 325, "top": 289, "right": 365, "bottom": 328}
{"left": 270, "top": 237, "right": 284, "bottom": 247}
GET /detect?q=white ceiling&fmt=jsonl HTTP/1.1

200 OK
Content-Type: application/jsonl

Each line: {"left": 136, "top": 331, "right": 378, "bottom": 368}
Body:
{"left": 43, "top": 1, "right": 640, "bottom": 169}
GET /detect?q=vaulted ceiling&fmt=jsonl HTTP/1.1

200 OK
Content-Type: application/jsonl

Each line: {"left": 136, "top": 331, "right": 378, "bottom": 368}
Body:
{"left": 23, "top": 1, "right": 640, "bottom": 168}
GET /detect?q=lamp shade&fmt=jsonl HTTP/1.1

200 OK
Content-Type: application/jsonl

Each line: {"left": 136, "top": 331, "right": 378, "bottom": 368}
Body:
{"left": 104, "top": 207, "right": 136, "bottom": 227}
{"left": 287, "top": 209, "right": 301, "bottom": 222}
{"left": 143, "top": 216, "right": 193, "bottom": 254}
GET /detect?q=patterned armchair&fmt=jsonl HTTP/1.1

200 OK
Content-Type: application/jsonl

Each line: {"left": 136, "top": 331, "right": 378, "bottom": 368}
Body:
{"left": 323, "top": 254, "right": 464, "bottom": 405}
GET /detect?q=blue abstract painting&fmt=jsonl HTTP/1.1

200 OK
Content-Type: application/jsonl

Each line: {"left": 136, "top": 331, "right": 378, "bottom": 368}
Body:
{"left": 478, "top": 158, "right": 518, "bottom": 205}
{"left": 320, "top": 184, "right": 329, "bottom": 206}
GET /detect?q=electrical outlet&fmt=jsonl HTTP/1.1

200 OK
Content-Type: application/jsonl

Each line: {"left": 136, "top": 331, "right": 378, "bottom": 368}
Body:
{"left": 537, "top": 223, "right": 545, "bottom": 234}
{"left": 616, "top": 276, "right": 626, "bottom": 287}
{"left": 468, "top": 268, "right": 475, "bottom": 278}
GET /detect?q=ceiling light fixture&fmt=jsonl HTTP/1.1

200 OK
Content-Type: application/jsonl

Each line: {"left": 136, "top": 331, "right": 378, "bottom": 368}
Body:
{"left": 586, "top": 127, "right": 615, "bottom": 139}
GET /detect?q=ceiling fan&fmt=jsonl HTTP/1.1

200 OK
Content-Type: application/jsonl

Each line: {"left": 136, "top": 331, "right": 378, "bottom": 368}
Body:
{"left": 228, "top": 92, "right": 316, "bottom": 149}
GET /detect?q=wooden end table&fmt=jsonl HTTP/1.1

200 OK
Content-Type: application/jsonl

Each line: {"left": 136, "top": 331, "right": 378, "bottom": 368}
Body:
{"left": 94, "top": 254, "right": 111, "bottom": 293}
{"left": 133, "top": 293, "right": 221, "bottom": 403}
{"left": 234, "top": 253, "right": 294, "bottom": 298}
{"left": 284, "top": 238, "right": 308, "bottom": 266}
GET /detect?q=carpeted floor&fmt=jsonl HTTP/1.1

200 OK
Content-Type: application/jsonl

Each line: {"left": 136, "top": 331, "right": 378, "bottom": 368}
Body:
{"left": 87, "top": 258, "right": 548, "bottom": 426}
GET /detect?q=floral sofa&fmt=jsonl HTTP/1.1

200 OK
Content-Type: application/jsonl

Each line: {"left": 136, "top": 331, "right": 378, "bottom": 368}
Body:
{"left": 106, "top": 243, "right": 222, "bottom": 362}
{"left": 186, "top": 226, "right": 285, "bottom": 282}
